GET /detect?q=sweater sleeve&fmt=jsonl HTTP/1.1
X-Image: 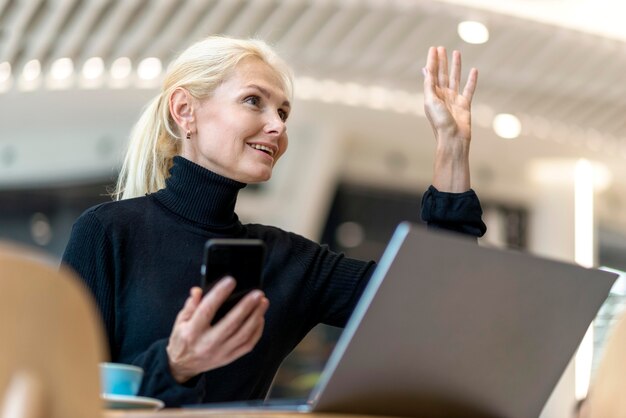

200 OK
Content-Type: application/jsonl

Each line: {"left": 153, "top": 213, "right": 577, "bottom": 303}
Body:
{"left": 62, "top": 210, "right": 204, "bottom": 406}
{"left": 290, "top": 234, "right": 376, "bottom": 329}
{"left": 61, "top": 210, "right": 116, "bottom": 359}
{"left": 420, "top": 185, "right": 487, "bottom": 237}
{"left": 131, "top": 339, "right": 207, "bottom": 406}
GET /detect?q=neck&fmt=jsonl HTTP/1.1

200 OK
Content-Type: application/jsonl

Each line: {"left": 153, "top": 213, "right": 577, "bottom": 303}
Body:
{"left": 152, "top": 156, "right": 246, "bottom": 229}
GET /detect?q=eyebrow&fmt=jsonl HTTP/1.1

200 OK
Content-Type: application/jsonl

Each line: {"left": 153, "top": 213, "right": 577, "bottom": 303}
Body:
{"left": 248, "top": 84, "right": 291, "bottom": 109}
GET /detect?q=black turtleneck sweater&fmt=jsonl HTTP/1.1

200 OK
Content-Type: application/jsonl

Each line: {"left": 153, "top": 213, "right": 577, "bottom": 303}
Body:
{"left": 62, "top": 156, "right": 486, "bottom": 407}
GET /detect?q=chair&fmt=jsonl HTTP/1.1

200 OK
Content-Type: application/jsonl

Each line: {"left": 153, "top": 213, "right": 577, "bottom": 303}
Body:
{"left": 586, "top": 310, "right": 626, "bottom": 417}
{"left": 0, "top": 242, "right": 107, "bottom": 418}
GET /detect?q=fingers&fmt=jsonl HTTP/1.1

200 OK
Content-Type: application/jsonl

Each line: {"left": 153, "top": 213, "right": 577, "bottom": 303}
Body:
{"left": 437, "top": 46, "right": 448, "bottom": 89}
{"left": 188, "top": 277, "right": 236, "bottom": 335}
{"left": 227, "top": 316, "right": 266, "bottom": 361}
{"left": 462, "top": 68, "right": 478, "bottom": 103}
{"left": 192, "top": 292, "right": 268, "bottom": 368}
{"left": 220, "top": 297, "right": 269, "bottom": 359}
{"left": 450, "top": 50, "right": 461, "bottom": 92}
{"left": 425, "top": 46, "right": 438, "bottom": 85}
{"left": 213, "top": 289, "right": 266, "bottom": 339}
{"left": 174, "top": 287, "right": 203, "bottom": 326}
{"left": 423, "top": 47, "right": 475, "bottom": 101}
{"left": 423, "top": 47, "right": 437, "bottom": 103}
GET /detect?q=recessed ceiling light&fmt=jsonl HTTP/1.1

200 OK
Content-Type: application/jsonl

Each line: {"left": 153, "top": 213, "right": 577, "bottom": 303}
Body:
{"left": 82, "top": 57, "right": 104, "bottom": 80}
{"left": 493, "top": 113, "right": 522, "bottom": 139}
{"left": 110, "top": 57, "right": 132, "bottom": 80}
{"left": 137, "top": 57, "right": 162, "bottom": 81}
{"left": 22, "top": 59, "right": 41, "bottom": 82}
{"left": 50, "top": 58, "right": 74, "bottom": 80}
{"left": 458, "top": 21, "right": 489, "bottom": 45}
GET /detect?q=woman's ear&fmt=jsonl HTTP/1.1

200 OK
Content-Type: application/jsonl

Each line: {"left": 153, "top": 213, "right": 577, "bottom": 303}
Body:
{"left": 169, "top": 87, "right": 195, "bottom": 135}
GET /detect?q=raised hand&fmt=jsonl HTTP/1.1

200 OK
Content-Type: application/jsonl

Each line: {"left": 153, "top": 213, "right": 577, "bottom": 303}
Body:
{"left": 422, "top": 46, "right": 478, "bottom": 193}
{"left": 166, "top": 278, "right": 269, "bottom": 383}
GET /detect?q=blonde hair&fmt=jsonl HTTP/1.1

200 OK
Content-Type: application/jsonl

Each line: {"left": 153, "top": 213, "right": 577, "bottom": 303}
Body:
{"left": 113, "top": 36, "right": 293, "bottom": 200}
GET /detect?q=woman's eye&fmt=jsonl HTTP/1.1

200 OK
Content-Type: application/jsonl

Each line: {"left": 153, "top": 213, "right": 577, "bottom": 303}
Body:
{"left": 244, "top": 96, "right": 260, "bottom": 106}
{"left": 278, "top": 110, "right": 288, "bottom": 122}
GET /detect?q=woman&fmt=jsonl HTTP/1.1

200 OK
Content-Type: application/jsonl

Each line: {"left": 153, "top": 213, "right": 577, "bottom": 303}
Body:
{"left": 62, "top": 36, "right": 486, "bottom": 406}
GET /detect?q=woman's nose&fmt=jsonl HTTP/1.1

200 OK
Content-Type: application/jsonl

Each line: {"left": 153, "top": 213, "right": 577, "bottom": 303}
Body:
{"left": 264, "top": 112, "right": 286, "bottom": 136}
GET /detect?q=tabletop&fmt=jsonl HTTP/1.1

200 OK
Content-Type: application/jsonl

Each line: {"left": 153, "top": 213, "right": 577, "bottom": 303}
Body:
{"left": 104, "top": 409, "right": 400, "bottom": 418}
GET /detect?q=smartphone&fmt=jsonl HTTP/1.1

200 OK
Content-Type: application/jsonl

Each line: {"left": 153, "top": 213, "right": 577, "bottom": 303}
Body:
{"left": 201, "top": 238, "right": 266, "bottom": 323}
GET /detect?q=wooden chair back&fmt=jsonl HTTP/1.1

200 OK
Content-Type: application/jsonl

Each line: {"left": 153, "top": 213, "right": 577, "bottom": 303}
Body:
{"left": 0, "top": 242, "right": 107, "bottom": 418}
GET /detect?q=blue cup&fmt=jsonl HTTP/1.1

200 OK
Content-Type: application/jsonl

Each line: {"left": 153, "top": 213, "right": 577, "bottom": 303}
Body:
{"left": 99, "top": 362, "right": 144, "bottom": 396}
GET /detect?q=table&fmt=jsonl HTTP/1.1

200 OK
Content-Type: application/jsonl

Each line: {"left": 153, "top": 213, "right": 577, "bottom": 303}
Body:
{"left": 104, "top": 409, "right": 398, "bottom": 418}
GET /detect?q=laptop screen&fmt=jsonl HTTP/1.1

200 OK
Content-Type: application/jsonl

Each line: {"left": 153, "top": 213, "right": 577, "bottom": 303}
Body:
{"left": 309, "top": 222, "right": 616, "bottom": 418}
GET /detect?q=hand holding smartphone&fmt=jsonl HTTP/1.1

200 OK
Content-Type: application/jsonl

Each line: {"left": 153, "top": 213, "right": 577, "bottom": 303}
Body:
{"left": 201, "top": 239, "right": 266, "bottom": 323}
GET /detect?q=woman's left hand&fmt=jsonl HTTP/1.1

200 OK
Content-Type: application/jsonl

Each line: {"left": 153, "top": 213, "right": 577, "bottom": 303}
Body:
{"left": 423, "top": 46, "right": 477, "bottom": 193}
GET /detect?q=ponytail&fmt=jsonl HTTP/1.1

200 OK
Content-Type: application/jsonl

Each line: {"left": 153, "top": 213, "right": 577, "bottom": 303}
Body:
{"left": 113, "top": 94, "right": 180, "bottom": 200}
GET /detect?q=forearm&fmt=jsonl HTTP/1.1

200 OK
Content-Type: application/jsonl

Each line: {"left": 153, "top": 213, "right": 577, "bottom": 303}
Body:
{"left": 432, "top": 142, "right": 470, "bottom": 193}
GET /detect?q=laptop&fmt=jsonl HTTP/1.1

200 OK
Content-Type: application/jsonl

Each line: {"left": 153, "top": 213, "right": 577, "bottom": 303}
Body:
{"left": 194, "top": 222, "right": 618, "bottom": 418}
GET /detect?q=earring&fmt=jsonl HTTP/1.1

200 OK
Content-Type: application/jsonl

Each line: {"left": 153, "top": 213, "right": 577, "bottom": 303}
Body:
{"left": 185, "top": 130, "right": 191, "bottom": 140}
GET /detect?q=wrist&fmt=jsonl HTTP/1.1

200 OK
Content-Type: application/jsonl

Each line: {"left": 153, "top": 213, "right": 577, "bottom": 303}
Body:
{"left": 434, "top": 138, "right": 470, "bottom": 160}
{"left": 166, "top": 344, "right": 193, "bottom": 384}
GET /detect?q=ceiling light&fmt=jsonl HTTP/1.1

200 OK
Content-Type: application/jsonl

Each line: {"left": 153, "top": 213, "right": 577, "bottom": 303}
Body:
{"left": 110, "top": 57, "right": 132, "bottom": 80}
{"left": 335, "top": 221, "right": 365, "bottom": 248}
{"left": 30, "top": 212, "right": 53, "bottom": 246}
{"left": 458, "top": 21, "right": 489, "bottom": 45}
{"left": 137, "top": 57, "right": 162, "bottom": 81}
{"left": 0, "top": 62, "right": 11, "bottom": 83}
{"left": 82, "top": 57, "right": 104, "bottom": 80}
{"left": 50, "top": 58, "right": 74, "bottom": 81}
{"left": 493, "top": 113, "right": 522, "bottom": 139}
{"left": 22, "top": 59, "right": 41, "bottom": 82}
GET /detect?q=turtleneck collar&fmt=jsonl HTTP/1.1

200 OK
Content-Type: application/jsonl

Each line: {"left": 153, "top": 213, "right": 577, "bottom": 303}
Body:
{"left": 152, "top": 156, "right": 246, "bottom": 229}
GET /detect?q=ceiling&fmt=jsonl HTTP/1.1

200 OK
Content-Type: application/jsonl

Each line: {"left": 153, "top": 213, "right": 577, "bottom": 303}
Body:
{"left": 2, "top": 0, "right": 626, "bottom": 230}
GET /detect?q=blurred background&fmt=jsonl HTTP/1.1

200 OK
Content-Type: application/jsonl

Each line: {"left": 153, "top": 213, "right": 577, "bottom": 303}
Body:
{"left": 2, "top": 0, "right": 626, "bottom": 416}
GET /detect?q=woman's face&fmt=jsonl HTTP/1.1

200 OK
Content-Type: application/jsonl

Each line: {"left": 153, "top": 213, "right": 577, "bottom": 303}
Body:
{"left": 182, "top": 57, "right": 290, "bottom": 183}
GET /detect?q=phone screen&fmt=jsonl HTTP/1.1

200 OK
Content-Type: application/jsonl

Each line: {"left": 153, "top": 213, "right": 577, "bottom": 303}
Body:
{"left": 201, "top": 239, "right": 265, "bottom": 323}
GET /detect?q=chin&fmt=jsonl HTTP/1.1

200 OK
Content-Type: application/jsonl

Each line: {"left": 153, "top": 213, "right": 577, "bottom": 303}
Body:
{"left": 254, "top": 172, "right": 272, "bottom": 183}
{"left": 242, "top": 170, "right": 272, "bottom": 184}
